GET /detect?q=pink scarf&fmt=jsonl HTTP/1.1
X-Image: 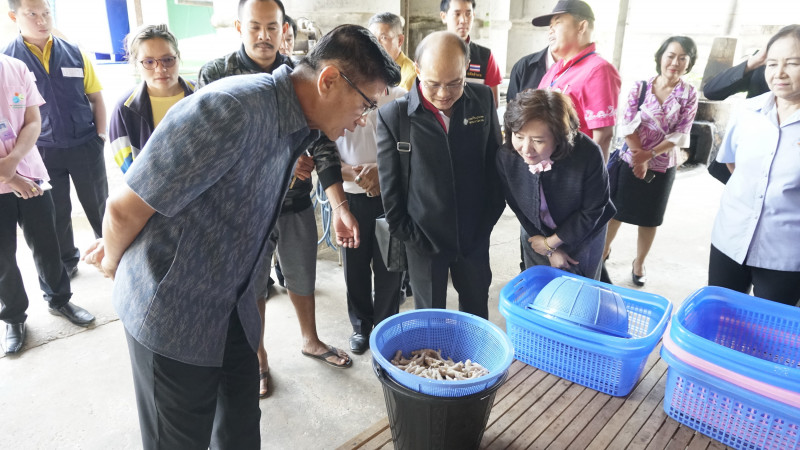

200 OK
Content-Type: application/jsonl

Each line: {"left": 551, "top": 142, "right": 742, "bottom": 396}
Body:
{"left": 528, "top": 159, "right": 553, "bottom": 174}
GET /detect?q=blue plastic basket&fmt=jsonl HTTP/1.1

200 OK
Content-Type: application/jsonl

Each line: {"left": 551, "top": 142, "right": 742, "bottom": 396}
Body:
{"left": 661, "top": 348, "right": 800, "bottom": 450}
{"left": 668, "top": 286, "right": 800, "bottom": 391}
{"left": 661, "top": 286, "right": 800, "bottom": 449}
{"left": 499, "top": 266, "right": 671, "bottom": 396}
{"left": 369, "top": 309, "right": 515, "bottom": 397}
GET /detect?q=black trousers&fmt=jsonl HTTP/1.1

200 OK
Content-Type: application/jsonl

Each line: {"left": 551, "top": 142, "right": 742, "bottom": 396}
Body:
{"left": 343, "top": 193, "right": 402, "bottom": 335}
{"left": 125, "top": 313, "right": 260, "bottom": 450}
{"left": 405, "top": 236, "right": 492, "bottom": 319}
{"left": 0, "top": 191, "right": 71, "bottom": 324}
{"left": 39, "top": 135, "right": 108, "bottom": 270}
{"left": 709, "top": 245, "right": 800, "bottom": 306}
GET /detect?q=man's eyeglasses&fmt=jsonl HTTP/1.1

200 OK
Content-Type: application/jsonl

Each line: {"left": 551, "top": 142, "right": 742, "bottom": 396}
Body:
{"left": 139, "top": 56, "right": 178, "bottom": 71}
{"left": 339, "top": 71, "right": 378, "bottom": 118}
{"left": 420, "top": 79, "right": 465, "bottom": 94}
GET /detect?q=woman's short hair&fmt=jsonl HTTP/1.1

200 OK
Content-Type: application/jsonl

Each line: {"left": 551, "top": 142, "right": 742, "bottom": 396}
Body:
{"left": 654, "top": 36, "right": 697, "bottom": 74}
{"left": 766, "top": 24, "right": 800, "bottom": 54}
{"left": 503, "top": 89, "right": 580, "bottom": 161}
{"left": 126, "top": 24, "right": 180, "bottom": 63}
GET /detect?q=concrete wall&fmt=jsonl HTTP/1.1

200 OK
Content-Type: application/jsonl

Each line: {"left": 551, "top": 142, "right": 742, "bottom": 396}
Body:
{"left": 2, "top": 0, "right": 793, "bottom": 87}
{"left": 210, "top": 0, "right": 401, "bottom": 35}
{"left": 615, "top": 0, "right": 798, "bottom": 97}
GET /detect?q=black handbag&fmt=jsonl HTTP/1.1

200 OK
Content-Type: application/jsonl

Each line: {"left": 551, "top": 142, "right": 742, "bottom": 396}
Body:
{"left": 608, "top": 80, "right": 647, "bottom": 197}
{"left": 607, "top": 147, "right": 623, "bottom": 198}
{"left": 375, "top": 99, "right": 410, "bottom": 272}
{"left": 375, "top": 215, "right": 406, "bottom": 272}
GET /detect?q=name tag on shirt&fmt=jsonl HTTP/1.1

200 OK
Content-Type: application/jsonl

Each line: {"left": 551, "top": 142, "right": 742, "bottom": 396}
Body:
{"left": 61, "top": 67, "right": 84, "bottom": 78}
{"left": 0, "top": 119, "right": 17, "bottom": 140}
{"left": 464, "top": 115, "right": 485, "bottom": 126}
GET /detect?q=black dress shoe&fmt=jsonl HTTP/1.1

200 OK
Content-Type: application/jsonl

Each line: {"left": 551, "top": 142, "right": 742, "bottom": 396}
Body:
{"left": 631, "top": 260, "right": 647, "bottom": 287}
{"left": 349, "top": 332, "right": 369, "bottom": 355}
{"left": 4, "top": 322, "right": 26, "bottom": 354}
{"left": 49, "top": 302, "right": 95, "bottom": 327}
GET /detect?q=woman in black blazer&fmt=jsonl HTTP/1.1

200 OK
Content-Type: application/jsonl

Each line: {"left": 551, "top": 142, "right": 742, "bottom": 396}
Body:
{"left": 497, "top": 89, "right": 616, "bottom": 279}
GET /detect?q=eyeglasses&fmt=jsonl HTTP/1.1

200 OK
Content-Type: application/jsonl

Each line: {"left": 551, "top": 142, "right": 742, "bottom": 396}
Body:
{"left": 420, "top": 79, "right": 466, "bottom": 94}
{"left": 339, "top": 71, "right": 378, "bottom": 118}
{"left": 139, "top": 56, "right": 178, "bottom": 70}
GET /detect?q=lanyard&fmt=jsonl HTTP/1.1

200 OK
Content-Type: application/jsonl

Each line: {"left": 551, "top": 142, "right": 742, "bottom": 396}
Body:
{"left": 549, "top": 51, "right": 596, "bottom": 89}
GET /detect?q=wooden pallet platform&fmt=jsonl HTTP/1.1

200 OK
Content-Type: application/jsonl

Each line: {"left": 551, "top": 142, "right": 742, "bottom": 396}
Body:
{"left": 337, "top": 350, "right": 735, "bottom": 450}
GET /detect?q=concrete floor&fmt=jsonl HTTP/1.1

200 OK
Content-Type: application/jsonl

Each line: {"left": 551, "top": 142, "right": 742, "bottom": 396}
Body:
{"left": 0, "top": 159, "right": 725, "bottom": 449}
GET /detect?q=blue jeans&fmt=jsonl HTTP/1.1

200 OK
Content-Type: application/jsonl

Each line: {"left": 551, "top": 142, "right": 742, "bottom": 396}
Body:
{"left": 0, "top": 191, "right": 72, "bottom": 324}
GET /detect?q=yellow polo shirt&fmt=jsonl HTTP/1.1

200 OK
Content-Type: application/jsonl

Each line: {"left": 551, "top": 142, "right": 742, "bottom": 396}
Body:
{"left": 23, "top": 36, "right": 103, "bottom": 94}
{"left": 395, "top": 51, "right": 416, "bottom": 92}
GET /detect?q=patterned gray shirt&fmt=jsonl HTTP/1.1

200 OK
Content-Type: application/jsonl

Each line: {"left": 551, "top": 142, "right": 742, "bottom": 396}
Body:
{"left": 113, "top": 65, "right": 319, "bottom": 366}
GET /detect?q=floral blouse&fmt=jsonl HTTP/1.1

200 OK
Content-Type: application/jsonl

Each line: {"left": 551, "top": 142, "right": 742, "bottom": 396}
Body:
{"left": 618, "top": 77, "right": 698, "bottom": 172}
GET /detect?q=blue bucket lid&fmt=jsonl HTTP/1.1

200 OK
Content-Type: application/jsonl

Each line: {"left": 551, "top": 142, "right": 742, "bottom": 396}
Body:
{"left": 527, "top": 276, "right": 630, "bottom": 338}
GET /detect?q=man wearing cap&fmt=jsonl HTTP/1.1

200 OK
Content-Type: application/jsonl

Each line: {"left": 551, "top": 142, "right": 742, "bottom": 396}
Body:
{"left": 440, "top": 0, "right": 503, "bottom": 107}
{"left": 532, "top": 0, "right": 620, "bottom": 160}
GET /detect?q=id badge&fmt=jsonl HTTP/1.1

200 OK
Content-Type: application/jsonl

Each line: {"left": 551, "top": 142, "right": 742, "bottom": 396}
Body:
{"left": 61, "top": 67, "right": 84, "bottom": 78}
{"left": 0, "top": 119, "right": 17, "bottom": 141}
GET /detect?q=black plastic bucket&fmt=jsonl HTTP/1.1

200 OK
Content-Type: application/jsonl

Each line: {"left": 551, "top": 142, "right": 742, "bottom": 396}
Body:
{"left": 373, "top": 360, "right": 508, "bottom": 449}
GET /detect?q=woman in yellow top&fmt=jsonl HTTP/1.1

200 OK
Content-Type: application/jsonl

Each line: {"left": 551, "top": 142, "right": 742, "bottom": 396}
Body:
{"left": 109, "top": 24, "right": 196, "bottom": 173}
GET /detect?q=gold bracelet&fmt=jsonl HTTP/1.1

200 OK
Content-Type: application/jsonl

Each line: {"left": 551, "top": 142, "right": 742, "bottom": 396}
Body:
{"left": 333, "top": 199, "right": 348, "bottom": 211}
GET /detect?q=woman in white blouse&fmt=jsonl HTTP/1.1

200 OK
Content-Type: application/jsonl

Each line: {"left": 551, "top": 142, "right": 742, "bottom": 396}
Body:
{"left": 709, "top": 24, "right": 800, "bottom": 305}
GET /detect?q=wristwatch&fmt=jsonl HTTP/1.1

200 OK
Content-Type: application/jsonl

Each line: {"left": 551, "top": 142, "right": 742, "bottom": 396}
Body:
{"left": 543, "top": 236, "right": 556, "bottom": 258}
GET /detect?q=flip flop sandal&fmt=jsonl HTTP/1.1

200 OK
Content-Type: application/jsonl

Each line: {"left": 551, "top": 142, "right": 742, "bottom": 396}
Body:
{"left": 301, "top": 345, "right": 353, "bottom": 369}
{"left": 259, "top": 371, "right": 271, "bottom": 399}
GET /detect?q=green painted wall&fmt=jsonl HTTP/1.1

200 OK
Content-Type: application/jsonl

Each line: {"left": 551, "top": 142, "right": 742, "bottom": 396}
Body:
{"left": 167, "top": 0, "right": 214, "bottom": 41}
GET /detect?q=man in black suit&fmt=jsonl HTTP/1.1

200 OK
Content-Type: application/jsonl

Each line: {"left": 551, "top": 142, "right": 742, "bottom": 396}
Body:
{"left": 376, "top": 31, "right": 504, "bottom": 319}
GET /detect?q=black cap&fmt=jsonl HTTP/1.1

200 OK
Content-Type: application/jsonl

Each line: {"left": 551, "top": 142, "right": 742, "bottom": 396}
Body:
{"left": 531, "top": 0, "right": 595, "bottom": 27}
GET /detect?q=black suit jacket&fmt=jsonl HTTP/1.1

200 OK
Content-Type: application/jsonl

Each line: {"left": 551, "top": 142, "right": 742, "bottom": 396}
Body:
{"left": 507, "top": 47, "right": 550, "bottom": 102}
{"left": 377, "top": 82, "right": 505, "bottom": 260}
{"left": 495, "top": 133, "right": 616, "bottom": 252}
{"left": 703, "top": 61, "right": 768, "bottom": 100}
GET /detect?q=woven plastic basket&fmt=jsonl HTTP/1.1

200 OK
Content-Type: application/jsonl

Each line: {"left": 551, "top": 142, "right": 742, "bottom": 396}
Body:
{"left": 662, "top": 348, "right": 800, "bottom": 449}
{"left": 668, "top": 286, "right": 800, "bottom": 390}
{"left": 369, "top": 309, "right": 514, "bottom": 397}
{"left": 499, "top": 266, "right": 671, "bottom": 396}
{"left": 661, "top": 286, "right": 800, "bottom": 449}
